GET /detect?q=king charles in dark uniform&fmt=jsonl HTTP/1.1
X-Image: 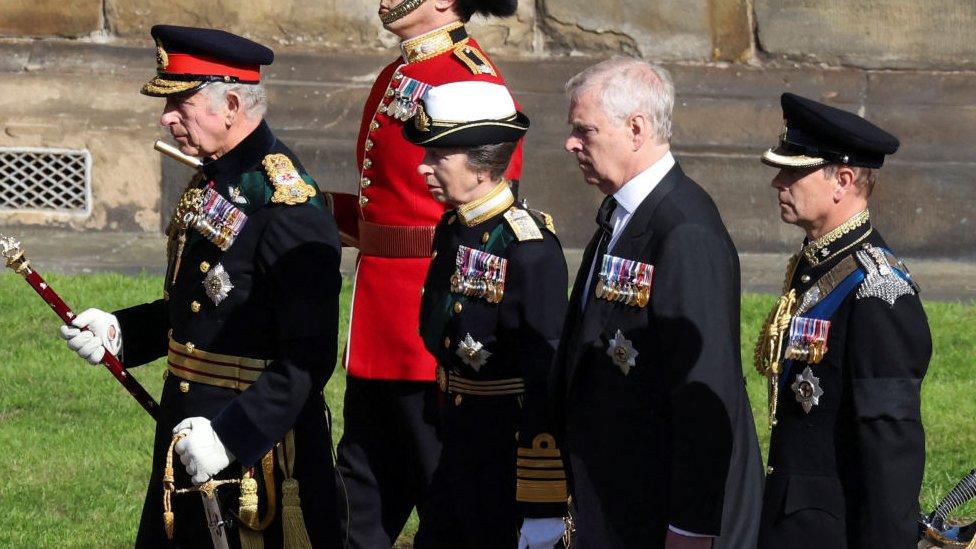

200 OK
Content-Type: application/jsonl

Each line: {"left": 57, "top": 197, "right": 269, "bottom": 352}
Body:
{"left": 551, "top": 57, "right": 763, "bottom": 548}
{"left": 329, "top": 1, "right": 525, "bottom": 546}
{"left": 407, "top": 81, "right": 568, "bottom": 548}
{"left": 59, "top": 25, "right": 342, "bottom": 548}
{"left": 755, "top": 93, "right": 931, "bottom": 549}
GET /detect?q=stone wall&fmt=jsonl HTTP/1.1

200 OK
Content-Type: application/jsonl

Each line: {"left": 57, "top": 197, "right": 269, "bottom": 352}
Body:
{"left": 1, "top": 1, "right": 974, "bottom": 258}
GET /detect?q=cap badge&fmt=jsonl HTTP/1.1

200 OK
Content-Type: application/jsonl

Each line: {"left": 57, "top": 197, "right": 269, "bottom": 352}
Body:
{"left": 778, "top": 121, "right": 788, "bottom": 143}
{"left": 607, "top": 329, "right": 638, "bottom": 376}
{"left": 203, "top": 263, "right": 234, "bottom": 305}
{"left": 791, "top": 365, "right": 824, "bottom": 413}
{"left": 456, "top": 333, "right": 491, "bottom": 371}
{"left": 155, "top": 41, "right": 169, "bottom": 70}
{"left": 414, "top": 103, "right": 431, "bottom": 132}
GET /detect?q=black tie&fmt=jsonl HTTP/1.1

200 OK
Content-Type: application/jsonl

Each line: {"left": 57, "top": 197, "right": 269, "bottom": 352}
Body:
{"left": 581, "top": 196, "right": 617, "bottom": 311}
{"left": 595, "top": 196, "right": 617, "bottom": 261}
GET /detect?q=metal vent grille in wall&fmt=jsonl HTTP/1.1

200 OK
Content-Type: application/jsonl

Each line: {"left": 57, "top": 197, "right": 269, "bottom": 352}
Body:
{"left": 0, "top": 147, "right": 92, "bottom": 215}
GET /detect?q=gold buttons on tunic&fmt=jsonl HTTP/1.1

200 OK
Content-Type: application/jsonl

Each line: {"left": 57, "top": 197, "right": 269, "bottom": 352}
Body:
{"left": 393, "top": 71, "right": 403, "bottom": 81}
{"left": 766, "top": 465, "right": 775, "bottom": 474}
{"left": 443, "top": 337, "right": 451, "bottom": 349}
{"left": 361, "top": 177, "right": 371, "bottom": 189}
{"left": 162, "top": 369, "right": 169, "bottom": 381}
{"left": 432, "top": 250, "right": 438, "bottom": 259}
{"left": 377, "top": 104, "right": 387, "bottom": 114}
{"left": 199, "top": 261, "right": 210, "bottom": 273}
{"left": 800, "top": 275, "right": 811, "bottom": 283}
{"left": 363, "top": 158, "right": 372, "bottom": 170}
{"left": 454, "top": 394, "right": 463, "bottom": 406}
{"left": 481, "top": 232, "right": 490, "bottom": 243}
{"left": 359, "top": 196, "right": 369, "bottom": 207}
{"left": 365, "top": 139, "right": 374, "bottom": 151}
{"left": 453, "top": 302, "right": 463, "bottom": 313}
{"left": 420, "top": 287, "right": 425, "bottom": 297}
{"left": 179, "top": 381, "right": 190, "bottom": 393}
{"left": 185, "top": 342, "right": 195, "bottom": 354}
{"left": 369, "top": 120, "right": 380, "bottom": 132}
{"left": 190, "top": 301, "right": 201, "bottom": 313}
{"left": 385, "top": 88, "right": 395, "bottom": 97}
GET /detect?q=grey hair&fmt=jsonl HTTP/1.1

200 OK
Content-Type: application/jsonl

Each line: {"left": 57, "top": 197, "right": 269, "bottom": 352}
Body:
{"left": 202, "top": 82, "right": 268, "bottom": 119}
{"left": 464, "top": 141, "right": 518, "bottom": 181}
{"left": 565, "top": 57, "right": 675, "bottom": 143}
{"left": 823, "top": 164, "right": 878, "bottom": 197}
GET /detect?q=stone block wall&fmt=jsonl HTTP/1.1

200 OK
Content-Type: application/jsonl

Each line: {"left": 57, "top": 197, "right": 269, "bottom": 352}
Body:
{"left": 1, "top": 1, "right": 974, "bottom": 258}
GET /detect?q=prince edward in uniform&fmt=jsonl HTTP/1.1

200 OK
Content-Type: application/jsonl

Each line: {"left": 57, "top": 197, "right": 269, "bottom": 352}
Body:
{"left": 755, "top": 93, "right": 931, "bottom": 549}
{"left": 551, "top": 57, "right": 763, "bottom": 548}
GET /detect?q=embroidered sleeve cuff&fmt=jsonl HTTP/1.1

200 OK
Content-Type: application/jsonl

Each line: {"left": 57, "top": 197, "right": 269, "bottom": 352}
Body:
{"left": 516, "top": 433, "right": 568, "bottom": 504}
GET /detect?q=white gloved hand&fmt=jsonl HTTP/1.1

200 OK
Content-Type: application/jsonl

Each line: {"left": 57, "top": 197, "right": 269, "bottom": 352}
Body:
{"left": 518, "top": 517, "right": 566, "bottom": 549}
{"left": 173, "top": 417, "right": 234, "bottom": 484}
{"left": 58, "top": 308, "right": 122, "bottom": 365}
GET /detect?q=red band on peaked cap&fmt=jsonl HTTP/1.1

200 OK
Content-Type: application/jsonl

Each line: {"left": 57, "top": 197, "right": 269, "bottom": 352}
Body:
{"left": 164, "top": 53, "right": 261, "bottom": 81}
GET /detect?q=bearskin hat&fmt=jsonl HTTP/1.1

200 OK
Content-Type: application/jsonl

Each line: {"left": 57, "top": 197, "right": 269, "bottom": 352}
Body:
{"left": 457, "top": 0, "right": 518, "bottom": 20}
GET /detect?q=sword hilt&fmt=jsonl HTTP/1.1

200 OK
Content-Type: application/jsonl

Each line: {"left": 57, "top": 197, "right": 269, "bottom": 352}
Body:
{"left": 929, "top": 468, "right": 976, "bottom": 530}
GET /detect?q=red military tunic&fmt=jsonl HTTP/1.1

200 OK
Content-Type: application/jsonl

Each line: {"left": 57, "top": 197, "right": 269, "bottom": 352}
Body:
{"left": 333, "top": 22, "right": 523, "bottom": 381}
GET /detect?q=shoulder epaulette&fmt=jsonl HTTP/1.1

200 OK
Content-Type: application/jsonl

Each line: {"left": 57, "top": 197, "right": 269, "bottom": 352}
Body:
{"left": 263, "top": 153, "right": 316, "bottom": 205}
{"left": 528, "top": 209, "right": 556, "bottom": 235}
{"left": 854, "top": 244, "right": 916, "bottom": 305}
{"left": 453, "top": 43, "right": 497, "bottom": 76}
{"left": 503, "top": 207, "right": 543, "bottom": 241}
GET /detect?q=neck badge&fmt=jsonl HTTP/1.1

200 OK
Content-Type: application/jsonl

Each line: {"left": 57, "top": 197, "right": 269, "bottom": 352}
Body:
{"left": 203, "top": 263, "right": 234, "bottom": 306}
{"left": 451, "top": 245, "right": 507, "bottom": 304}
{"left": 456, "top": 333, "right": 491, "bottom": 371}
{"left": 783, "top": 316, "right": 830, "bottom": 364}
{"left": 791, "top": 366, "right": 824, "bottom": 413}
{"left": 388, "top": 76, "right": 432, "bottom": 122}
{"left": 607, "top": 329, "right": 638, "bottom": 376}
{"left": 595, "top": 254, "right": 653, "bottom": 308}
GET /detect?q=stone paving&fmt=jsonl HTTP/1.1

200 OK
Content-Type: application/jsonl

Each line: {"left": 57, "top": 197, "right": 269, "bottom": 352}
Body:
{"left": 3, "top": 229, "right": 973, "bottom": 301}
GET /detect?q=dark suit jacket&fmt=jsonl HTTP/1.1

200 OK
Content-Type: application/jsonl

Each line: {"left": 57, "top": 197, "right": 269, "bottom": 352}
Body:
{"left": 551, "top": 162, "right": 763, "bottom": 548}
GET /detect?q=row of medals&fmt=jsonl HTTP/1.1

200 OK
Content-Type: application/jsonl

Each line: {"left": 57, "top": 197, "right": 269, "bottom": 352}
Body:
{"left": 595, "top": 278, "right": 650, "bottom": 308}
{"left": 450, "top": 273, "right": 504, "bottom": 304}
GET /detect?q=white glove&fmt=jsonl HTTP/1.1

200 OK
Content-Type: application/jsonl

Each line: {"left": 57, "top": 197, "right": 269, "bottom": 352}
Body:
{"left": 519, "top": 517, "right": 566, "bottom": 549}
{"left": 173, "top": 417, "right": 234, "bottom": 484}
{"left": 58, "top": 308, "right": 122, "bottom": 365}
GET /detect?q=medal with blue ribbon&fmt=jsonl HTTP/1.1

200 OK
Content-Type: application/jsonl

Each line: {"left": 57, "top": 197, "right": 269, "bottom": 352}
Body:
{"left": 450, "top": 245, "right": 507, "bottom": 303}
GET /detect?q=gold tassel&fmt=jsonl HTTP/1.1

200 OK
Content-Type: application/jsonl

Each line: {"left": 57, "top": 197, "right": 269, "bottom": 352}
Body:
{"left": 281, "top": 478, "right": 312, "bottom": 549}
{"left": 238, "top": 473, "right": 264, "bottom": 549}
{"left": 277, "top": 431, "right": 312, "bottom": 549}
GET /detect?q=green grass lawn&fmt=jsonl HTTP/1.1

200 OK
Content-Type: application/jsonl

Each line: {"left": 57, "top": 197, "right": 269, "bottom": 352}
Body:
{"left": 0, "top": 273, "right": 973, "bottom": 547}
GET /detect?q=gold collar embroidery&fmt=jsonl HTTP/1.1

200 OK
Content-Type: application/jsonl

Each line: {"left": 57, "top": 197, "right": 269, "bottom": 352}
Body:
{"left": 401, "top": 21, "right": 467, "bottom": 64}
{"left": 457, "top": 181, "right": 514, "bottom": 227}
{"left": 802, "top": 209, "right": 870, "bottom": 265}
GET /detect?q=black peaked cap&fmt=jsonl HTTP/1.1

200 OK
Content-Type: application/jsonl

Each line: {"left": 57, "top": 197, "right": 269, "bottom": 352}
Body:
{"left": 762, "top": 92, "right": 900, "bottom": 169}
{"left": 151, "top": 25, "right": 274, "bottom": 66}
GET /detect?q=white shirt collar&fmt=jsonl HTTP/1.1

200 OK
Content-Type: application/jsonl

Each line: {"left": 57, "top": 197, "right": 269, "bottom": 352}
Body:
{"left": 612, "top": 151, "right": 676, "bottom": 214}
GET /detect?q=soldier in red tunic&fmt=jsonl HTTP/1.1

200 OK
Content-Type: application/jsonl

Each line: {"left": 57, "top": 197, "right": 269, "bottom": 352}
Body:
{"left": 330, "top": 0, "right": 523, "bottom": 546}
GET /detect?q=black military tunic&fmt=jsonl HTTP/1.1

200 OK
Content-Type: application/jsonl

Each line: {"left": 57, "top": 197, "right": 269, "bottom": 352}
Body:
{"left": 413, "top": 183, "right": 568, "bottom": 548}
{"left": 114, "top": 121, "right": 342, "bottom": 548}
{"left": 757, "top": 213, "right": 931, "bottom": 549}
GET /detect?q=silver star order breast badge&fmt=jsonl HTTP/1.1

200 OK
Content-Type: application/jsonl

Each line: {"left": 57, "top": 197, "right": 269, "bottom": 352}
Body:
{"left": 791, "top": 365, "right": 824, "bottom": 413}
{"left": 203, "top": 263, "right": 234, "bottom": 306}
{"left": 456, "top": 333, "right": 491, "bottom": 371}
{"left": 607, "top": 329, "right": 638, "bottom": 376}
